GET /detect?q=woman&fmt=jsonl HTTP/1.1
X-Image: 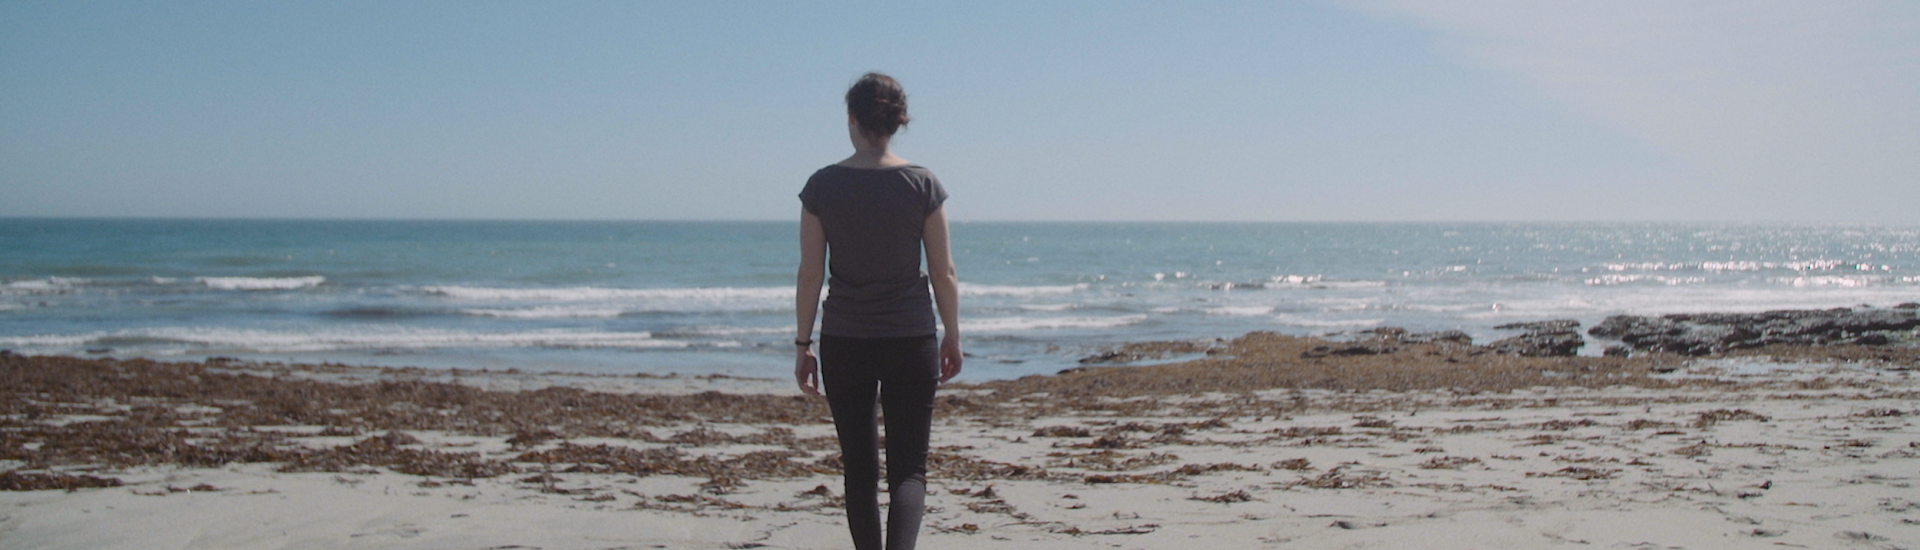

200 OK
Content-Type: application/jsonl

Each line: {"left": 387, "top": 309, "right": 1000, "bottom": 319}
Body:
{"left": 794, "top": 72, "right": 962, "bottom": 550}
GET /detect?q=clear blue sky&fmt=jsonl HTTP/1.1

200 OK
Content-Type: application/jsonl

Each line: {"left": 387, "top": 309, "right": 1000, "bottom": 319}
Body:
{"left": 3, "top": 1, "right": 1916, "bottom": 222}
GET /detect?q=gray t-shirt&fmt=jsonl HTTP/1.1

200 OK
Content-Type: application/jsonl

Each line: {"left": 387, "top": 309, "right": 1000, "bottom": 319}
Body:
{"left": 799, "top": 164, "right": 948, "bottom": 338}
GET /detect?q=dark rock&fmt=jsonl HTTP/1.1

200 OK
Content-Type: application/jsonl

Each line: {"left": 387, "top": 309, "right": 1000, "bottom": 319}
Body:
{"left": 1589, "top": 315, "right": 1659, "bottom": 339}
{"left": 1840, "top": 333, "right": 1890, "bottom": 346}
{"left": 1894, "top": 302, "right": 1919, "bottom": 309}
{"left": 1487, "top": 331, "right": 1583, "bottom": 357}
{"left": 1587, "top": 306, "right": 1918, "bottom": 356}
{"left": 1079, "top": 350, "right": 1144, "bottom": 364}
{"left": 1403, "top": 330, "right": 1473, "bottom": 346}
{"left": 1494, "top": 319, "right": 1580, "bottom": 332}
{"left": 1602, "top": 345, "right": 1631, "bottom": 357}
{"left": 1301, "top": 341, "right": 1399, "bottom": 359}
{"left": 1359, "top": 327, "right": 1407, "bottom": 340}
{"left": 1832, "top": 309, "right": 1920, "bottom": 333}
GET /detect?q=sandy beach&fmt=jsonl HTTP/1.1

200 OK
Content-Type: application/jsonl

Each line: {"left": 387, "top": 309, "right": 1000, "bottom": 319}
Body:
{"left": 3, "top": 328, "right": 1917, "bottom": 549}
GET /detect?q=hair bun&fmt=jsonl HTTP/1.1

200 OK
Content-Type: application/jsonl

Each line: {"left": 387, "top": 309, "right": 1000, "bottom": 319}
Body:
{"left": 846, "top": 73, "right": 910, "bottom": 140}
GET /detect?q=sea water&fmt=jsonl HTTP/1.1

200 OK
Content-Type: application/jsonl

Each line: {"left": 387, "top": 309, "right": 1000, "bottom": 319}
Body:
{"left": 3, "top": 219, "right": 1916, "bottom": 379}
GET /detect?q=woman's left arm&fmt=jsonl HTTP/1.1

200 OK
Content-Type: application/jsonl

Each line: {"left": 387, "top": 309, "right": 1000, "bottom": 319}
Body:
{"left": 923, "top": 207, "right": 963, "bottom": 383}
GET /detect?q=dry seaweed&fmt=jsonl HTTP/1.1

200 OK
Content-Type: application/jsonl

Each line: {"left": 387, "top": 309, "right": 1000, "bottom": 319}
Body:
{"left": 1692, "top": 409, "right": 1770, "bottom": 428}
{"left": 0, "top": 470, "right": 123, "bottom": 491}
{"left": 282, "top": 434, "right": 513, "bottom": 478}
{"left": 1527, "top": 467, "right": 1620, "bottom": 480}
{"left": 1032, "top": 425, "right": 1092, "bottom": 438}
{"left": 1291, "top": 466, "right": 1391, "bottom": 489}
{"left": 1189, "top": 489, "right": 1256, "bottom": 503}
{"left": 514, "top": 443, "right": 826, "bottom": 479}
{"left": 1418, "top": 456, "right": 1481, "bottom": 470}
{"left": 1045, "top": 449, "right": 1179, "bottom": 471}
{"left": 2, "top": 327, "right": 1910, "bottom": 492}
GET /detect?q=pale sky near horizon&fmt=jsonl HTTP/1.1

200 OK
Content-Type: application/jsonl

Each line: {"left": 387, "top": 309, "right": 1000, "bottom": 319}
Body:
{"left": 3, "top": 1, "right": 1916, "bottom": 222}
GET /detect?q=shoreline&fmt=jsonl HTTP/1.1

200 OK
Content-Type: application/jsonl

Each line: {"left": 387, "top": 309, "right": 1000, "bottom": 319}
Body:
{"left": 3, "top": 307, "right": 1918, "bottom": 548}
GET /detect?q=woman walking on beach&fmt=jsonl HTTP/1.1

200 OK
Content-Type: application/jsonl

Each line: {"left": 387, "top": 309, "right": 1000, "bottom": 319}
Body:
{"left": 794, "top": 72, "right": 963, "bottom": 550}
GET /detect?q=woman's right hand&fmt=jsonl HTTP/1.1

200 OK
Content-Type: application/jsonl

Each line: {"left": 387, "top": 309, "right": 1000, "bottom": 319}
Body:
{"left": 795, "top": 346, "right": 822, "bottom": 396}
{"left": 938, "top": 334, "right": 963, "bottom": 383}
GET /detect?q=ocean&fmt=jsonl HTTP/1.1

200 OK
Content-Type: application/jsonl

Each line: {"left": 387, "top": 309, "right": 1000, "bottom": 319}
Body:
{"left": 3, "top": 219, "right": 1916, "bottom": 380}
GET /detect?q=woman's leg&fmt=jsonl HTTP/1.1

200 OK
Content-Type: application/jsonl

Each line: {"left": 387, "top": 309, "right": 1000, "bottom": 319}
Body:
{"left": 819, "top": 335, "right": 882, "bottom": 550}
{"left": 878, "top": 335, "right": 940, "bottom": 550}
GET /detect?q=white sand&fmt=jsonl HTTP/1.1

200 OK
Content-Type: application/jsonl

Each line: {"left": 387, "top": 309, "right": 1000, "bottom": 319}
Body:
{"left": 4, "top": 360, "right": 1916, "bottom": 549}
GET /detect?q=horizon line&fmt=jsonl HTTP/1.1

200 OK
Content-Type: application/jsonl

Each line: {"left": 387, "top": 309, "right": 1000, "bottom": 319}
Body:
{"left": 2, "top": 215, "right": 1911, "bottom": 226}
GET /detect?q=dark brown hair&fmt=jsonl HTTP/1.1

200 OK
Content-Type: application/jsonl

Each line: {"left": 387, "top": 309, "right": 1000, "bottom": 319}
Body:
{"left": 845, "top": 72, "right": 909, "bottom": 141}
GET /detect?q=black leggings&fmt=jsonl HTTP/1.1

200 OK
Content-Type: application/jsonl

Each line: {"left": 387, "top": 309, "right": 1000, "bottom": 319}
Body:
{"left": 819, "top": 334, "right": 939, "bottom": 550}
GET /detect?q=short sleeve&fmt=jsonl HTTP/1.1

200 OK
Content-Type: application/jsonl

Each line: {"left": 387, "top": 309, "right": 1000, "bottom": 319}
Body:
{"left": 798, "top": 172, "right": 822, "bottom": 215}
{"left": 923, "top": 172, "right": 948, "bottom": 216}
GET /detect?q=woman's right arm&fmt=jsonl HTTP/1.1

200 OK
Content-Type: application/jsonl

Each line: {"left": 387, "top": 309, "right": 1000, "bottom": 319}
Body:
{"left": 923, "top": 206, "right": 963, "bottom": 383}
{"left": 795, "top": 208, "right": 827, "bottom": 395}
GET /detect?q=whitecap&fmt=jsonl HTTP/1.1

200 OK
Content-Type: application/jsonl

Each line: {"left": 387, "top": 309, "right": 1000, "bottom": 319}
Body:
{"left": 958, "top": 283, "right": 1081, "bottom": 297}
{"left": 656, "top": 326, "right": 790, "bottom": 337}
{"left": 421, "top": 285, "right": 790, "bottom": 303}
{"left": 1203, "top": 306, "right": 1275, "bottom": 316}
{"left": 962, "top": 315, "right": 1147, "bottom": 333}
{"left": 1778, "top": 275, "right": 1881, "bottom": 288}
{"left": 1584, "top": 274, "right": 1704, "bottom": 286}
{"left": 1266, "top": 275, "right": 1387, "bottom": 289}
{"left": 1269, "top": 314, "right": 1382, "bottom": 328}
{"left": 0, "top": 326, "right": 676, "bottom": 353}
{"left": 3, "top": 278, "right": 79, "bottom": 294}
{"left": 460, "top": 306, "right": 625, "bottom": 319}
{"left": 198, "top": 276, "right": 325, "bottom": 290}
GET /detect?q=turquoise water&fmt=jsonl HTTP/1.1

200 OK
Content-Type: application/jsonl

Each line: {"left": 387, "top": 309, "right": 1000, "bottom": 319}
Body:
{"left": 4, "top": 219, "right": 1917, "bottom": 379}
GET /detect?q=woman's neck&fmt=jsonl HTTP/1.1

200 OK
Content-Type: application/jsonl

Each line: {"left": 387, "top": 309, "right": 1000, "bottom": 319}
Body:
{"left": 842, "top": 140, "right": 909, "bottom": 169}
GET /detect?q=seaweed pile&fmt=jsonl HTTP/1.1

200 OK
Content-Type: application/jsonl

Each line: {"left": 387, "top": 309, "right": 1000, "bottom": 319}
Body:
{"left": 2, "top": 315, "right": 1915, "bottom": 492}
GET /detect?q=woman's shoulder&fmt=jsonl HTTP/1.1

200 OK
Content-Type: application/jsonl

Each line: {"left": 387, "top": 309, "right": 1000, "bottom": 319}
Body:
{"left": 813, "top": 163, "right": 935, "bottom": 179}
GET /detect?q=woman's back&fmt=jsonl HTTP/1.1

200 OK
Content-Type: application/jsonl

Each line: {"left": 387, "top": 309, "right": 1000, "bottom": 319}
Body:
{"left": 800, "top": 164, "right": 947, "bottom": 338}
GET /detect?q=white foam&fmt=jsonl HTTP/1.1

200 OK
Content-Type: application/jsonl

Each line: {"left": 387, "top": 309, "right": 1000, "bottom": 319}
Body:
{"left": 422, "top": 285, "right": 790, "bottom": 303}
{"left": 1777, "top": 275, "right": 1883, "bottom": 288}
{"left": 0, "top": 326, "right": 678, "bottom": 353}
{"left": 0, "top": 333, "right": 95, "bottom": 347}
{"left": 958, "top": 283, "right": 1081, "bottom": 297}
{"left": 1270, "top": 314, "right": 1383, "bottom": 328}
{"left": 461, "top": 307, "right": 625, "bottom": 319}
{"left": 1270, "top": 274, "right": 1322, "bottom": 285}
{"left": 1018, "top": 303, "right": 1078, "bottom": 312}
{"left": 433, "top": 283, "right": 1086, "bottom": 303}
{"left": 1605, "top": 259, "right": 1847, "bottom": 272}
{"left": 1203, "top": 306, "right": 1275, "bottom": 316}
{"left": 3, "top": 278, "right": 79, "bottom": 294}
{"left": 1316, "top": 280, "right": 1389, "bottom": 289}
{"left": 1584, "top": 274, "right": 1707, "bottom": 286}
{"left": 659, "top": 326, "right": 790, "bottom": 337}
{"left": 198, "top": 276, "right": 325, "bottom": 290}
{"left": 1452, "top": 286, "right": 1920, "bottom": 323}
{"left": 1266, "top": 275, "right": 1388, "bottom": 289}
{"left": 963, "top": 315, "right": 1147, "bottom": 333}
